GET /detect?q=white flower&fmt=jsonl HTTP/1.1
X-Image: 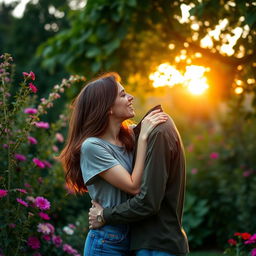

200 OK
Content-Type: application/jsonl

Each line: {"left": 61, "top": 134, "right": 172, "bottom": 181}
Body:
{"left": 63, "top": 226, "right": 74, "bottom": 235}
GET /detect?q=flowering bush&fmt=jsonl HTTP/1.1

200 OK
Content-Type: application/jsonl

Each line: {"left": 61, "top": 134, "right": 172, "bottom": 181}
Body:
{"left": 224, "top": 232, "right": 256, "bottom": 256}
{"left": 0, "top": 53, "right": 88, "bottom": 255}
{"left": 183, "top": 97, "right": 256, "bottom": 248}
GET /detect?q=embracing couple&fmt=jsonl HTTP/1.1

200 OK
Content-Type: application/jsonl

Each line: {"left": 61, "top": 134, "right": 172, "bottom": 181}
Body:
{"left": 58, "top": 73, "right": 189, "bottom": 256}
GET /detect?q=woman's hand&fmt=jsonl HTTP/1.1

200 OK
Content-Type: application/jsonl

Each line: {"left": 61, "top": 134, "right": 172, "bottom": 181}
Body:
{"left": 139, "top": 109, "right": 168, "bottom": 140}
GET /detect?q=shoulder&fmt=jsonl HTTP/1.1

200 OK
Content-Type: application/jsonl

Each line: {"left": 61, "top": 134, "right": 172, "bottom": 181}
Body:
{"left": 152, "top": 115, "right": 177, "bottom": 134}
{"left": 81, "top": 137, "right": 105, "bottom": 152}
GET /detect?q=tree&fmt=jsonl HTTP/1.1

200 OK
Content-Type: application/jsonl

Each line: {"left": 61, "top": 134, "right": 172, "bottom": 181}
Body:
{"left": 38, "top": 0, "right": 256, "bottom": 103}
{"left": 0, "top": 0, "right": 70, "bottom": 105}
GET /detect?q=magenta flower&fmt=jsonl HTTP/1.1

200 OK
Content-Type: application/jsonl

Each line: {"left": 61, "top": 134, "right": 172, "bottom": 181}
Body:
{"left": 24, "top": 108, "right": 38, "bottom": 114}
{"left": 43, "top": 235, "right": 51, "bottom": 241}
{"left": 27, "top": 236, "right": 40, "bottom": 249}
{"left": 245, "top": 234, "right": 256, "bottom": 244}
{"left": 16, "top": 188, "right": 27, "bottom": 194}
{"left": 34, "top": 121, "right": 49, "bottom": 129}
{"left": 29, "top": 82, "right": 38, "bottom": 93}
{"left": 33, "top": 158, "right": 45, "bottom": 168}
{"left": 28, "top": 136, "right": 37, "bottom": 144}
{"left": 210, "top": 152, "right": 219, "bottom": 159}
{"left": 251, "top": 248, "right": 256, "bottom": 256}
{"left": 0, "top": 189, "right": 8, "bottom": 198}
{"left": 35, "top": 196, "right": 51, "bottom": 210}
{"left": 23, "top": 71, "right": 35, "bottom": 80}
{"left": 52, "top": 235, "right": 63, "bottom": 248}
{"left": 15, "top": 154, "right": 26, "bottom": 162}
{"left": 63, "top": 244, "right": 78, "bottom": 255}
{"left": 16, "top": 198, "right": 28, "bottom": 207}
{"left": 38, "top": 212, "right": 50, "bottom": 220}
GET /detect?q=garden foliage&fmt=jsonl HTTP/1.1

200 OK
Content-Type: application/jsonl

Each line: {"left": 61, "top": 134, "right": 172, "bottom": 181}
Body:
{"left": 183, "top": 96, "right": 256, "bottom": 248}
{"left": 0, "top": 54, "right": 90, "bottom": 256}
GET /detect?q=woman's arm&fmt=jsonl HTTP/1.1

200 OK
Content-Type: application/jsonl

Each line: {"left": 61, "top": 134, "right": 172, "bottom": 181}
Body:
{"left": 99, "top": 110, "right": 167, "bottom": 195}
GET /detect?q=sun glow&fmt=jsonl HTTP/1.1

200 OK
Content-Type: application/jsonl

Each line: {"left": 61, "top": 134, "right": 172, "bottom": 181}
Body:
{"left": 150, "top": 63, "right": 209, "bottom": 95}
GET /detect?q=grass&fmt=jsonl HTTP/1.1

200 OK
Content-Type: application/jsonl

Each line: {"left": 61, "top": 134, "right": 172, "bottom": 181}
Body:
{"left": 189, "top": 251, "right": 223, "bottom": 256}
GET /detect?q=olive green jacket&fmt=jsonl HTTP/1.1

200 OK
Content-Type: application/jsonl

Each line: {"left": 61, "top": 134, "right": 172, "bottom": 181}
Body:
{"left": 103, "top": 105, "right": 189, "bottom": 255}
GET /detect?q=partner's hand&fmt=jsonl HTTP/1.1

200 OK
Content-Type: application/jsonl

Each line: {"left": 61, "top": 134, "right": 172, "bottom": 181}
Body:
{"left": 88, "top": 200, "right": 105, "bottom": 229}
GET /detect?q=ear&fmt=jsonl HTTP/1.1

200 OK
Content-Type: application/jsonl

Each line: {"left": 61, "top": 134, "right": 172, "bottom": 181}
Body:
{"left": 109, "top": 109, "right": 113, "bottom": 115}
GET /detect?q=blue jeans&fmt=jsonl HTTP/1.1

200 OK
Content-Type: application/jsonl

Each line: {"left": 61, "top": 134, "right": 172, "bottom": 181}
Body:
{"left": 136, "top": 249, "right": 176, "bottom": 256}
{"left": 84, "top": 224, "right": 130, "bottom": 256}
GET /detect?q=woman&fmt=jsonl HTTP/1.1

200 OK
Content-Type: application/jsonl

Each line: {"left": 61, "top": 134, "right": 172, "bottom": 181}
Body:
{"left": 58, "top": 73, "right": 167, "bottom": 255}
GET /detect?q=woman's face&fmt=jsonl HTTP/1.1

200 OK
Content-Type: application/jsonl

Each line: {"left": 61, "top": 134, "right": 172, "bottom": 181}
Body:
{"left": 110, "top": 83, "right": 134, "bottom": 121}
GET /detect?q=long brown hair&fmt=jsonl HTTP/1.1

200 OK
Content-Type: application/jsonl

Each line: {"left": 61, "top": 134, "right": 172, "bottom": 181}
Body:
{"left": 58, "top": 73, "right": 134, "bottom": 194}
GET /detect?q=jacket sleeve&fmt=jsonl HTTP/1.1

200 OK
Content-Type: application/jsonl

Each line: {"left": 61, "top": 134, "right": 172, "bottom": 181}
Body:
{"left": 103, "top": 129, "right": 172, "bottom": 224}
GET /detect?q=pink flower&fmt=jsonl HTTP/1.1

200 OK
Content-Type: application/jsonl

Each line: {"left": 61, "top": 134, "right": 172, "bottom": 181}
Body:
{"left": 63, "top": 244, "right": 78, "bottom": 254}
{"left": 187, "top": 144, "right": 194, "bottom": 152}
{"left": 68, "top": 224, "right": 76, "bottom": 229}
{"left": 37, "top": 223, "right": 52, "bottom": 235}
{"left": 45, "top": 223, "right": 55, "bottom": 234}
{"left": 24, "top": 183, "right": 31, "bottom": 188}
{"left": 15, "top": 154, "right": 26, "bottom": 162}
{"left": 3, "top": 144, "right": 8, "bottom": 148}
{"left": 191, "top": 168, "right": 198, "bottom": 174}
{"left": 35, "top": 121, "right": 49, "bottom": 129}
{"left": 43, "top": 160, "right": 52, "bottom": 168}
{"left": 33, "top": 158, "right": 45, "bottom": 168}
{"left": 35, "top": 196, "right": 51, "bottom": 210}
{"left": 55, "top": 133, "right": 64, "bottom": 143}
{"left": 23, "top": 71, "right": 35, "bottom": 80}
{"left": 243, "top": 170, "right": 253, "bottom": 177}
{"left": 9, "top": 223, "right": 16, "bottom": 228}
{"left": 210, "top": 152, "right": 219, "bottom": 159}
{"left": 52, "top": 145, "right": 59, "bottom": 152}
{"left": 24, "top": 108, "right": 37, "bottom": 114}
{"left": 16, "top": 198, "right": 28, "bottom": 207}
{"left": 28, "top": 136, "right": 37, "bottom": 144}
{"left": 27, "top": 236, "right": 40, "bottom": 249}
{"left": 26, "top": 196, "right": 35, "bottom": 203}
{"left": 32, "top": 253, "right": 42, "bottom": 256}
{"left": 0, "top": 189, "right": 8, "bottom": 198}
{"left": 38, "top": 177, "right": 43, "bottom": 184}
{"left": 251, "top": 248, "right": 256, "bottom": 256}
{"left": 16, "top": 188, "right": 27, "bottom": 194}
{"left": 52, "top": 235, "right": 63, "bottom": 247}
{"left": 29, "top": 82, "right": 38, "bottom": 93}
{"left": 38, "top": 212, "right": 50, "bottom": 220}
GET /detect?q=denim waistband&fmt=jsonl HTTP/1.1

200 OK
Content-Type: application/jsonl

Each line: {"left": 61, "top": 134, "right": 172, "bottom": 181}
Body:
{"left": 99, "top": 224, "right": 129, "bottom": 233}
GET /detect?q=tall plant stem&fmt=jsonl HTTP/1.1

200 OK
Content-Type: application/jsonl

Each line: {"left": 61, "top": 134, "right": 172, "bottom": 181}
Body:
{"left": 2, "top": 77, "right": 11, "bottom": 205}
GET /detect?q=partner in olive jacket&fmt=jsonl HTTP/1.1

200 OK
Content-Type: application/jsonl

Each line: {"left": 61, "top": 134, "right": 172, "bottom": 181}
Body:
{"left": 89, "top": 105, "right": 189, "bottom": 256}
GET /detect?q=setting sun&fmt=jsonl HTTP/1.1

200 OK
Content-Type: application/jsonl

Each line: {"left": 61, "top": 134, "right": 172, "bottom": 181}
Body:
{"left": 150, "top": 63, "right": 209, "bottom": 95}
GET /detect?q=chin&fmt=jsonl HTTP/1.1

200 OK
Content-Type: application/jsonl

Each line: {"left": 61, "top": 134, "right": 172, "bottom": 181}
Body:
{"left": 129, "top": 110, "right": 135, "bottom": 118}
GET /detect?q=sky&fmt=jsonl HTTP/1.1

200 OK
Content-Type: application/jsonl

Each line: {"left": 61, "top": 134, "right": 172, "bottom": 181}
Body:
{"left": 0, "top": 0, "right": 31, "bottom": 18}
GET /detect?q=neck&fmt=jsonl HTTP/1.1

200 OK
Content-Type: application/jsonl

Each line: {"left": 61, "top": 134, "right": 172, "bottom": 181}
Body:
{"left": 100, "top": 118, "right": 123, "bottom": 146}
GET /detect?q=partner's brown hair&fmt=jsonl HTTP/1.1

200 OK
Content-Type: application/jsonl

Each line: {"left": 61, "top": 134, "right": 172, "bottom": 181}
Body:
{"left": 58, "top": 73, "right": 134, "bottom": 194}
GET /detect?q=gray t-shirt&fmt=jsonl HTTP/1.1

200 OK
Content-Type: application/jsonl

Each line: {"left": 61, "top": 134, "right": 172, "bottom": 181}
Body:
{"left": 80, "top": 137, "right": 133, "bottom": 208}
